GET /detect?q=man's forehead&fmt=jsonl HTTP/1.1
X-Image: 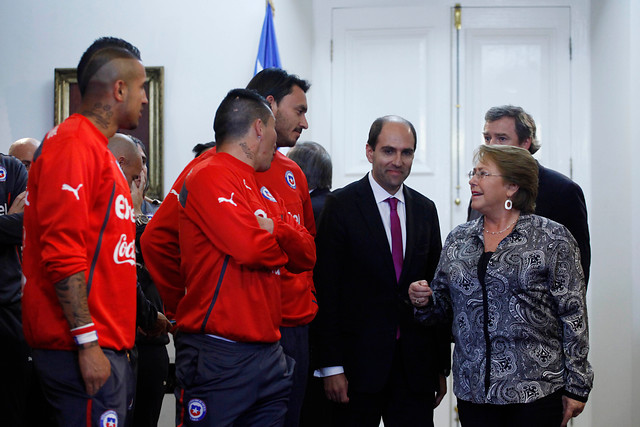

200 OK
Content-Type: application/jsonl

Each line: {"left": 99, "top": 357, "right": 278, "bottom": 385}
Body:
{"left": 380, "top": 121, "right": 413, "bottom": 139}
{"left": 484, "top": 117, "right": 516, "bottom": 132}
{"left": 280, "top": 85, "right": 307, "bottom": 107}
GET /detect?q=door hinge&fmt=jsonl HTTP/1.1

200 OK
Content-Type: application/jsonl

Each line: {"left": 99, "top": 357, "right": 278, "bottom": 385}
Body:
{"left": 455, "top": 4, "right": 462, "bottom": 30}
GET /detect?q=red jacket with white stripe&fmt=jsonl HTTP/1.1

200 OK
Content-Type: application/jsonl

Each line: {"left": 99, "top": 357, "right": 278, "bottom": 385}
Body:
{"left": 176, "top": 152, "right": 315, "bottom": 342}
{"left": 140, "top": 149, "right": 216, "bottom": 319}
{"left": 256, "top": 151, "right": 317, "bottom": 327}
{"left": 22, "top": 114, "right": 137, "bottom": 351}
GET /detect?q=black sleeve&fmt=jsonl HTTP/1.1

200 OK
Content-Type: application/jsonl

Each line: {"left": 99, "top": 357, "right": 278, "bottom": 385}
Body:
{"left": 136, "top": 281, "right": 159, "bottom": 330}
{"left": 0, "top": 213, "right": 24, "bottom": 245}
{"left": 0, "top": 156, "right": 27, "bottom": 246}
{"left": 563, "top": 185, "right": 591, "bottom": 286}
{"left": 427, "top": 205, "right": 452, "bottom": 376}
{"left": 312, "top": 193, "right": 346, "bottom": 369}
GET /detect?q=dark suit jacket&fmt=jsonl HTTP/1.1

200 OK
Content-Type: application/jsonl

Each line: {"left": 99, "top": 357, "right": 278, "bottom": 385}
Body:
{"left": 310, "top": 187, "right": 331, "bottom": 224}
{"left": 313, "top": 175, "right": 450, "bottom": 394}
{"left": 468, "top": 161, "right": 591, "bottom": 284}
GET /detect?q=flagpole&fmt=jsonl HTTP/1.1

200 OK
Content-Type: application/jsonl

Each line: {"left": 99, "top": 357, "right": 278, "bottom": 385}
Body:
{"left": 267, "top": 0, "right": 275, "bottom": 16}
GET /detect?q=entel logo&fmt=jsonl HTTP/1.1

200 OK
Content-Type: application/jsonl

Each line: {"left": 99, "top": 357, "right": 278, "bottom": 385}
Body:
{"left": 46, "top": 126, "right": 59, "bottom": 140}
{"left": 115, "top": 194, "right": 135, "bottom": 223}
{"left": 289, "top": 212, "right": 301, "bottom": 224}
{"left": 113, "top": 234, "right": 135, "bottom": 265}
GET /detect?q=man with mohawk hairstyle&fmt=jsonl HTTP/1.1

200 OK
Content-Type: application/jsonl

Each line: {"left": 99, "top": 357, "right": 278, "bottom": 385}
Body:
{"left": 22, "top": 36, "right": 147, "bottom": 426}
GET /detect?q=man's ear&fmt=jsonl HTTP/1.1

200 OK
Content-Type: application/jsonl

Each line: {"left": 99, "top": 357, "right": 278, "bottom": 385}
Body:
{"left": 254, "top": 118, "right": 265, "bottom": 138}
{"left": 114, "top": 80, "right": 127, "bottom": 102}
{"left": 265, "top": 95, "right": 277, "bottom": 112}
{"left": 117, "top": 156, "right": 127, "bottom": 168}
{"left": 519, "top": 137, "right": 532, "bottom": 151}
{"left": 365, "top": 143, "right": 374, "bottom": 164}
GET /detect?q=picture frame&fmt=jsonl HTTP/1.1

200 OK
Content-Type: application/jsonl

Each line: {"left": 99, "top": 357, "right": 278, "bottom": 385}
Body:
{"left": 54, "top": 66, "right": 164, "bottom": 200}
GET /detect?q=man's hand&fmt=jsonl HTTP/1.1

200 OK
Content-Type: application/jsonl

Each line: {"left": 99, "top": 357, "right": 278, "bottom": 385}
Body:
{"left": 8, "top": 191, "right": 26, "bottom": 214}
{"left": 408, "top": 280, "right": 433, "bottom": 307}
{"left": 139, "top": 312, "right": 172, "bottom": 337}
{"left": 78, "top": 342, "right": 111, "bottom": 396}
{"left": 323, "top": 373, "right": 349, "bottom": 403}
{"left": 255, "top": 215, "right": 274, "bottom": 234}
{"left": 434, "top": 374, "right": 447, "bottom": 408}
{"left": 561, "top": 396, "right": 585, "bottom": 426}
{"left": 130, "top": 170, "right": 146, "bottom": 214}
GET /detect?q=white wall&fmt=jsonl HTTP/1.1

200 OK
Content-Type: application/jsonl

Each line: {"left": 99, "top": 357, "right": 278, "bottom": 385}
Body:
{"left": 590, "top": 0, "right": 640, "bottom": 425}
{"left": 632, "top": 0, "right": 640, "bottom": 423}
{"left": 0, "top": 0, "right": 313, "bottom": 195}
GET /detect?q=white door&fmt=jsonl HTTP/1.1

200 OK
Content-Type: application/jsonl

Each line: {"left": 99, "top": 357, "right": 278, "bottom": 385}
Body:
{"left": 452, "top": 5, "right": 572, "bottom": 227}
{"left": 331, "top": 4, "right": 452, "bottom": 229}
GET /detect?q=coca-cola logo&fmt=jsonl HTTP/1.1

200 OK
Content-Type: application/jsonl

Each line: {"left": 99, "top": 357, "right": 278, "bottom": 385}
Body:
{"left": 113, "top": 234, "right": 135, "bottom": 265}
{"left": 114, "top": 194, "right": 135, "bottom": 223}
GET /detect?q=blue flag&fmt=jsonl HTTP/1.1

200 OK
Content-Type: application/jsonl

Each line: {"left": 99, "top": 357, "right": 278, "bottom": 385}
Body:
{"left": 254, "top": 2, "right": 281, "bottom": 75}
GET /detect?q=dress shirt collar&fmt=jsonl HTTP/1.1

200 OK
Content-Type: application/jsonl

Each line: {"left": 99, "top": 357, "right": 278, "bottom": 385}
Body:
{"left": 367, "top": 172, "right": 405, "bottom": 205}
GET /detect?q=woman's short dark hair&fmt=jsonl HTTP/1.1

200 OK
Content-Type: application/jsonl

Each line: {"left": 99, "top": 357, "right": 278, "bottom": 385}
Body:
{"left": 287, "top": 141, "right": 332, "bottom": 190}
{"left": 474, "top": 144, "right": 538, "bottom": 214}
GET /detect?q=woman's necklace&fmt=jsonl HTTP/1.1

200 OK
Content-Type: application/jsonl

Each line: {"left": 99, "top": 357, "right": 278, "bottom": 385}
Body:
{"left": 483, "top": 218, "right": 518, "bottom": 235}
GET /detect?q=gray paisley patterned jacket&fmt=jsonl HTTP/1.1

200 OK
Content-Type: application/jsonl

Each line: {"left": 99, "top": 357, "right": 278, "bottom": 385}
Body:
{"left": 416, "top": 214, "right": 593, "bottom": 404}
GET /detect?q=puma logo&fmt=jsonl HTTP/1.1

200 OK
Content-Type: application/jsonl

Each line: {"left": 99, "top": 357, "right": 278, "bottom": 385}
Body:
{"left": 61, "top": 183, "right": 83, "bottom": 200}
{"left": 170, "top": 189, "right": 180, "bottom": 200}
{"left": 218, "top": 193, "right": 237, "bottom": 206}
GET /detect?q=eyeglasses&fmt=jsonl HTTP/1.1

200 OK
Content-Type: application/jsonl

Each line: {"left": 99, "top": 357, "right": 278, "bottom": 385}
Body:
{"left": 468, "top": 169, "right": 503, "bottom": 180}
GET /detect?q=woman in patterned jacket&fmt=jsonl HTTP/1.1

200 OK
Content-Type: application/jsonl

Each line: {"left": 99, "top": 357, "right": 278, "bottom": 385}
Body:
{"left": 409, "top": 144, "right": 592, "bottom": 427}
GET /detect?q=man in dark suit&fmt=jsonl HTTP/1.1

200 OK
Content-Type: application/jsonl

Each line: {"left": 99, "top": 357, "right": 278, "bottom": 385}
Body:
{"left": 467, "top": 105, "right": 591, "bottom": 284}
{"left": 313, "top": 115, "right": 450, "bottom": 427}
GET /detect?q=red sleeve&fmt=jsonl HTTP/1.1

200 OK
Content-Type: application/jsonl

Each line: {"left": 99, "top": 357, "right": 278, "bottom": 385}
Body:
{"left": 140, "top": 194, "right": 182, "bottom": 318}
{"left": 272, "top": 199, "right": 316, "bottom": 274}
{"left": 36, "top": 137, "right": 96, "bottom": 283}
{"left": 140, "top": 153, "right": 213, "bottom": 318}
{"left": 183, "top": 165, "right": 290, "bottom": 269}
{"left": 298, "top": 170, "right": 317, "bottom": 237}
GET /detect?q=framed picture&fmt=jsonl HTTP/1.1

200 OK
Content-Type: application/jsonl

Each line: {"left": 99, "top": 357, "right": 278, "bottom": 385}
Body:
{"left": 54, "top": 66, "right": 164, "bottom": 200}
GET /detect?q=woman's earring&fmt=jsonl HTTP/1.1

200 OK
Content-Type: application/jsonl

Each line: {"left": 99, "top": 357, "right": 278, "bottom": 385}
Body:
{"left": 505, "top": 199, "right": 513, "bottom": 210}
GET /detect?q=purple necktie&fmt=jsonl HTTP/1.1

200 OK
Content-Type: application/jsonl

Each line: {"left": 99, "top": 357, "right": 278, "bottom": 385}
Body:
{"left": 387, "top": 197, "right": 403, "bottom": 282}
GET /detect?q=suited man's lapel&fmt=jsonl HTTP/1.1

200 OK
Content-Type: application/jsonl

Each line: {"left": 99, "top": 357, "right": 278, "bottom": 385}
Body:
{"left": 354, "top": 176, "right": 396, "bottom": 272}
{"left": 400, "top": 186, "right": 416, "bottom": 285}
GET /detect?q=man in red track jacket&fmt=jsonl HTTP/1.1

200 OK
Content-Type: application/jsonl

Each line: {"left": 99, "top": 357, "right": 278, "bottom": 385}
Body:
{"left": 22, "top": 37, "right": 147, "bottom": 427}
{"left": 140, "top": 147, "right": 216, "bottom": 319}
{"left": 247, "top": 69, "right": 316, "bottom": 427}
{"left": 173, "top": 89, "right": 315, "bottom": 427}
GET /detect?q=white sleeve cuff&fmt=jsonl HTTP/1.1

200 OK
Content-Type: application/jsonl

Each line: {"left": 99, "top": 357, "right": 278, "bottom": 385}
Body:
{"left": 313, "top": 366, "right": 344, "bottom": 378}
